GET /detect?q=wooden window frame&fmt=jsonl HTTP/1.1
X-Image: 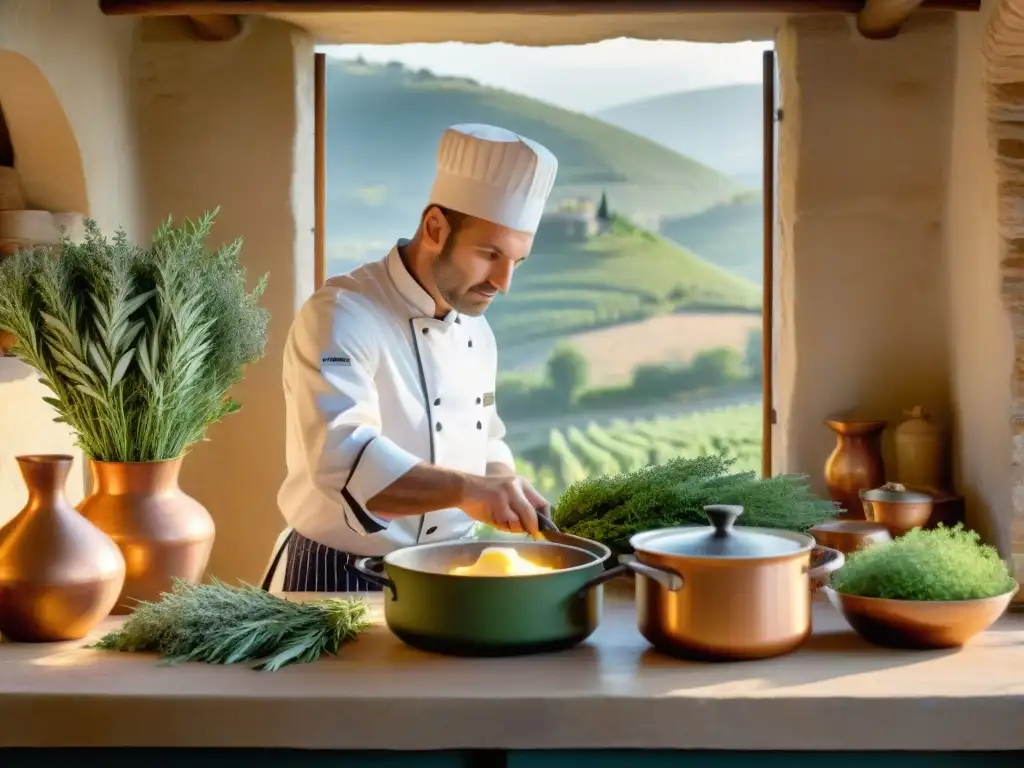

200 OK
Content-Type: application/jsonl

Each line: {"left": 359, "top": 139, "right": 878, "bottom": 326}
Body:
{"left": 313, "top": 47, "right": 778, "bottom": 475}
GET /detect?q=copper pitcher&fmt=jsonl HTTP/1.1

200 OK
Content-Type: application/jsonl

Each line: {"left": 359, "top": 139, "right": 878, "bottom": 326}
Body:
{"left": 0, "top": 455, "right": 125, "bottom": 641}
{"left": 77, "top": 458, "right": 215, "bottom": 614}
{"left": 824, "top": 418, "right": 886, "bottom": 519}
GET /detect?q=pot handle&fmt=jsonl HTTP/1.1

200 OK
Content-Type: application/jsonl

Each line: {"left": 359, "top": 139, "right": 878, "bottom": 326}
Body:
{"left": 625, "top": 559, "right": 685, "bottom": 591}
{"left": 574, "top": 559, "right": 685, "bottom": 597}
{"left": 352, "top": 556, "right": 398, "bottom": 601}
{"left": 805, "top": 546, "right": 845, "bottom": 583}
{"left": 575, "top": 562, "right": 629, "bottom": 596}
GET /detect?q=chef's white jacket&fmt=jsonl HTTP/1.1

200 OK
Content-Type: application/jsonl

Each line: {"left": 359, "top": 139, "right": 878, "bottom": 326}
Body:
{"left": 266, "top": 243, "right": 516, "bottom": 584}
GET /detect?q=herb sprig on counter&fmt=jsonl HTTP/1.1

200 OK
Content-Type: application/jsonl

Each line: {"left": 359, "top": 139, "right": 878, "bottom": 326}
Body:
{"left": 91, "top": 578, "right": 372, "bottom": 671}
{"left": 552, "top": 455, "right": 838, "bottom": 555}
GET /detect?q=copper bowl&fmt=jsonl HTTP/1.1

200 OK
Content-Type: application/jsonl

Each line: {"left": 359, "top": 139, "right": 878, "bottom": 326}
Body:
{"left": 810, "top": 520, "right": 892, "bottom": 556}
{"left": 824, "top": 582, "right": 1019, "bottom": 649}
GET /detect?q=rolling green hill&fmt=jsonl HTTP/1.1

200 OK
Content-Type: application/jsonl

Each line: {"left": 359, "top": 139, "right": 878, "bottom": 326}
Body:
{"left": 659, "top": 191, "right": 763, "bottom": 284}
{"left": 487, "top": 215, "right": 759, "bottom": 348}
{"left": 324, "top": 58, "right": 742, "bottom": 250}
{"left": 596, "top": 84, "right": 763, "bottom": 182}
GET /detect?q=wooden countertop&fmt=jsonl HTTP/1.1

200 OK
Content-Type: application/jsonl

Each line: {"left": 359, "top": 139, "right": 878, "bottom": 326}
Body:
{"left": 1, "top": 579, "right": 1023, "bottom": 751}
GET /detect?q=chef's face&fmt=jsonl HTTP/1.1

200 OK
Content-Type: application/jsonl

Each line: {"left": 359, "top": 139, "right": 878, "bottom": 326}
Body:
{"left": 422, "top": 206, "right": 533, "bottom": 316}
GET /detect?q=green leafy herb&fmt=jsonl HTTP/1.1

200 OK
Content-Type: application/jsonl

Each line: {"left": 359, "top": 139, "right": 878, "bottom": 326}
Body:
{"left": 552, "top": 455, "right": 838, "bottom": 555}
{"left": 90, "top": 578, "right": 372, "bottom": 671}
{"left": 832, "top": 524, "right": 1016, "bottom": 601}
{"left": 0, "top": 211, "right": 269, "bottom": 462}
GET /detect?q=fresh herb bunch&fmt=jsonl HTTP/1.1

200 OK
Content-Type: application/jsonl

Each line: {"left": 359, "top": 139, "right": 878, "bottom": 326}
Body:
{"left": 91, "top": 578, "right": 372, "bottom": 671}
{"left": 0, "top": 211, "right": 269, "bottom": 461}
{"left": 831, "top": 524, "right": 1016, "bottom": 601}
{"left": 552, "top": 455, "right": 838, "bottom": 555}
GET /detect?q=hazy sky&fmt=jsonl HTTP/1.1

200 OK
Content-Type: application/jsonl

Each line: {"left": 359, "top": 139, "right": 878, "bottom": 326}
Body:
{"left": 320, "top": 39, "right": 771, "bottom": 113}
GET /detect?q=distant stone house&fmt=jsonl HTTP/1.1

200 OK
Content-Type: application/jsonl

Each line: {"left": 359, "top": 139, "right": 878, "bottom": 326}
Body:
{"left": 536, "top": 198, "right": 609, "bottom": 242}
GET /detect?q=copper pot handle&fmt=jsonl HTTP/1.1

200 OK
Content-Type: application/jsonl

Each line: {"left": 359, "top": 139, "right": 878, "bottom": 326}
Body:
{"left": 805, "top": 546, "right": 845, "bottom": 582}
{"left": 623, "top": 559, "right": 685, "bottom": 591}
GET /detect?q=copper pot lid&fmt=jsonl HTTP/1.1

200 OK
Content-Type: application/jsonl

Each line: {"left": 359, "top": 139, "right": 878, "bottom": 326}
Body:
{"left": 629, "top": 505, "right": 811, "bottom": 560}
{"left": 860, "top": 482, "right": 932, "bottom": 504}
{"left": 810, "top": 520, "right": 889, "bottom": 535}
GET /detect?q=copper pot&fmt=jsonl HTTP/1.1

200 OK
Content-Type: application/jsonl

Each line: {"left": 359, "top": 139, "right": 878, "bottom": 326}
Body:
{"left": 0, "top": 455, "right": 125, "bottom": 641}
{"left": 621, "top": 506, "right": 844, "bottom": 660}
{"left": 77, "top": 458, "right": 215, "bottom": 614}
{"left": 859, "top": 482, "right": 933, "bottom": 537}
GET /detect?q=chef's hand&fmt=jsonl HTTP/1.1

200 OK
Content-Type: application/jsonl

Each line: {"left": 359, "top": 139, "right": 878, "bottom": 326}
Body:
{"left": 461, "top": 474, "right": 549, "bottom": 537}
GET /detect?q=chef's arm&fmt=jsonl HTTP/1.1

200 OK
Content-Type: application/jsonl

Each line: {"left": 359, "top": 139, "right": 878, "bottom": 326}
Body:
{"left": 367, "top": 401, "right": 517, "bottom": 513}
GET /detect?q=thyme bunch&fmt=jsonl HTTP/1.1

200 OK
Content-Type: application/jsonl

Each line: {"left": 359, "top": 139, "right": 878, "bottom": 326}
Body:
{"left": 832, "top": 524, "right": 1016, "bottom": 601}
{"left": 552, "top": 455, "right": 838, "bottom": 555}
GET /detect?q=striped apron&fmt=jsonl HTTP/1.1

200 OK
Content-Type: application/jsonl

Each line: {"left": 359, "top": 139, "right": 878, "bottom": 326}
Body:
{"left": 259, "top": 529, "right": 384, "bottom": 593}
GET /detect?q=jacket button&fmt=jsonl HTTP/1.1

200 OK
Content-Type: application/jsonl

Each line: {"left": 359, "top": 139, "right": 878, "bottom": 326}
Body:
{"left": 476, "top": 397, "right": 482, "bottom": 405}
{"left": 477, "top": 421, "right": 483, "bottom": 430}
{"left": 421, "top": 327, "right": 429, "bottom": 335}
{"left": 468, "top": 339, "right": 473, "bottom": 348}
{"left": 435, "top": 422, "right": 442, "bottom": 432}
{"left": 425, "top": 526, "right": 437, "bottom": 535}
{"left": 434, "top": 398, "right": 441, "bottom": 406}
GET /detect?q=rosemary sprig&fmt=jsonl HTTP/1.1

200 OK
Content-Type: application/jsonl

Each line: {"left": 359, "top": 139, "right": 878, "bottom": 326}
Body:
{"left": 90, "top": 578, "right": 372, "bottom": 671}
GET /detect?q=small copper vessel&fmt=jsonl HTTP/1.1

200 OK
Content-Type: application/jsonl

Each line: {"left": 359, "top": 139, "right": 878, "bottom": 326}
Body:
{"left": 0, "top": 455, "right": 125, "bottom": 641}
{"left": 78, "top": 458, "right": 215, "bottom": 614}
{"left": 823, "top": 418, "right": 886, "bottom": 519}
{"left": 860, "top": 482, "right": 933, "bottom": 537}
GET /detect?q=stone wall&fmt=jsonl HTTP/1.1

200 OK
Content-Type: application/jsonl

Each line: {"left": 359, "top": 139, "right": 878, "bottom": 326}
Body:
{"left": 983, "top": 0, "right": 1024, "bottom": 589}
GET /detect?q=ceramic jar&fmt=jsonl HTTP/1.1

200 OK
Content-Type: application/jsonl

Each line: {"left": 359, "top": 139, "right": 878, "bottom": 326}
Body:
{"left": 893, "top": 406, "right": 945, "bottom": 493}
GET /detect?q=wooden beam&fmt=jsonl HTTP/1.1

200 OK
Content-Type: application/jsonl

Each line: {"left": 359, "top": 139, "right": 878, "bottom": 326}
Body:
{"left": 857, "top": 0, "right": 928, "bottom": 39}
{"left": 99, "top": 0, "right": 980, "bottom": 16}
{"left": 185, "top": 13, "right": 244, "bottom": 40}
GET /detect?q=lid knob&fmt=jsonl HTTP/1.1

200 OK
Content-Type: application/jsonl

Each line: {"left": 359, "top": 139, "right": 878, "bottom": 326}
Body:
{"left": 705, "top": 505, "right": 743, "bottom": 536}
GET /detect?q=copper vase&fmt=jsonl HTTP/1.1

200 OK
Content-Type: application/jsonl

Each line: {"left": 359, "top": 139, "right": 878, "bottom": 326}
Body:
{"left": 823, "top": 418, "right": 886, "bottom": 519}
{"left": 0, "top": 455, "right": 126, "bottom": 641}
{"left": 77, "top": 458, "right": 215, "bottom": 614}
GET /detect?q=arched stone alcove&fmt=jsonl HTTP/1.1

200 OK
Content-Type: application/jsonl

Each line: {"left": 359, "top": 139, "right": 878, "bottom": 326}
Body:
{"left": 0, "top": 49, "right": 89, "bottom": 524}
{"left": 985, "top": 0, "right": 1024, "bottom": 590}
{"left": 0, "top": 50, "right": 88, "bottom": 214}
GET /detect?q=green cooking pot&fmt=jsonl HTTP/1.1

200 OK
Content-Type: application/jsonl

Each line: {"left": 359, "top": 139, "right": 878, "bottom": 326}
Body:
{"left": 353, "top": 533, "right": 622, "bottom": 656}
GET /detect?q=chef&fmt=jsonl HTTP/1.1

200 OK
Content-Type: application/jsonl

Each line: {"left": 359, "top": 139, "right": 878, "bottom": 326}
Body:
{"left": 261, "top": 123, "right": 560, "bottom": 593}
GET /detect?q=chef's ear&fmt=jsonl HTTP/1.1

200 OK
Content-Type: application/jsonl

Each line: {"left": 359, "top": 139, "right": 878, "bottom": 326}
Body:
{"left": 421, "top": 206, "right": 453, "bottom": 251}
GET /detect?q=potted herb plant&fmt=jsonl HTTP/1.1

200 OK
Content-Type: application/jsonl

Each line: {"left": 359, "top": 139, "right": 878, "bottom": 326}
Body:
{"left": 0, "top": 210, "right": 269, "bottom": 612}
{"left": 825, "top": 524, "right": 1018, "bottom": 649}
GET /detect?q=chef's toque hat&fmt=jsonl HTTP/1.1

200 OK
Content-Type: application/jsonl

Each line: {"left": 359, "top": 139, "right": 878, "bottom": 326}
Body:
{"left": 428, "top": 123, "right": 558, "bottom": 235}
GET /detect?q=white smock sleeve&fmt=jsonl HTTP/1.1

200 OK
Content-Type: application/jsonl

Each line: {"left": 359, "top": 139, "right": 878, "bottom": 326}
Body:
{"left": 284, "top": 292, "right": 422, "bottom": 537}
